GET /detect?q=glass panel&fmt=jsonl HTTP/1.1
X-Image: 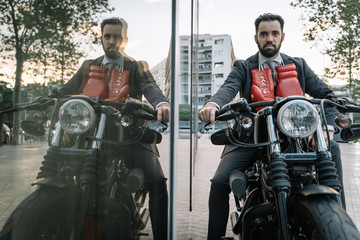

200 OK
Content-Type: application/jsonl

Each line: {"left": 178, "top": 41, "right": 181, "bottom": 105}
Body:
{"left": 0, "top": 1, "right": 171, "bottom": 239}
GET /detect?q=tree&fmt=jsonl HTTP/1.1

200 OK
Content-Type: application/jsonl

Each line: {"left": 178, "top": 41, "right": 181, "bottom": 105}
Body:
{"left": 0, "top": 80, "right": 13, "bottom": 110}
{"left": 291, "top": 0, "right": 360, "bottom": 99}
{"left": 0, "top": 81, "right": 13, "bottom": 146}
{"left": 0, "top": 0, "right": 113, "bottom": 144}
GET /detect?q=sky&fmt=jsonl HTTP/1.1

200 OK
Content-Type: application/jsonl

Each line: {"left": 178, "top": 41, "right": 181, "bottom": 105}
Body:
{"left": 0, "top": 0, "right": 343, "bottom": 85}
{"left": 90, "top": 0, "right": 340, "bottom": 83}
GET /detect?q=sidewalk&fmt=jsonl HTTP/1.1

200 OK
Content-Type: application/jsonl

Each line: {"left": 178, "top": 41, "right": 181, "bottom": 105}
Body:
{"left": 1, "top": 137, "right": 359, "bottom": 239}
{"left": 164, "top": 135, "right": 360, "bottom": 239}
{"left": 171, "top": 135, "right": 239, "bottom": 239}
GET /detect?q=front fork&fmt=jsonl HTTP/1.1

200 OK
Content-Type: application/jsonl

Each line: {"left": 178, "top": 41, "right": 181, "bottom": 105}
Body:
{"left": 314, "top": 122, "right": 342, "bottom": 205}
{"left": 73, "top": 110, "right": 107, "bottom": 240}
{"left": 265, "top": 107, "right": 291, "bottom": 240}
{"left": 265, "top": 108, "right": 343, "bottom": 240}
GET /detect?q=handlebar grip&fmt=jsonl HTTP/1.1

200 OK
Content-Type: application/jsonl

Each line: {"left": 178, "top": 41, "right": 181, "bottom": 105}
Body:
{"left": 215, "top": 107, "right": 228, "bottom": 117}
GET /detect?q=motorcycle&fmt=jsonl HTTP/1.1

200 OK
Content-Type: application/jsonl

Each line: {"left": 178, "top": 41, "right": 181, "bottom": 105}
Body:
{"left": 0, "top": 95, "right": 165, "bottom": 240}
{"left": 208, "top": 96, "right": 360, "bottom": 240}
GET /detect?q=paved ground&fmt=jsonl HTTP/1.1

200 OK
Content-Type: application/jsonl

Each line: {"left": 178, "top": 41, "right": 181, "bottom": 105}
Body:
{"left": 162, "top": 135, "right": 360, "bottom": 239}
{"left": 0, "top": 136, "right": 360, "bottom": 239}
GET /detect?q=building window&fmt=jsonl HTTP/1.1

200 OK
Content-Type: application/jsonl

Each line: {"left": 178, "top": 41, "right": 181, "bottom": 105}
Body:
{"left": 214, "top": 62, "right": 224, "bottom": 68}
{"left": 215, "top": 39, "right": 224, "bottom": 45}
{"left": 212, "top": 74, "right": 224, "bottom": 80}
{"left": 181, "top": 39, "right": 189, "bottom": 45}
{"left": 214, "top": 50, "right": 224, "bottom": 56}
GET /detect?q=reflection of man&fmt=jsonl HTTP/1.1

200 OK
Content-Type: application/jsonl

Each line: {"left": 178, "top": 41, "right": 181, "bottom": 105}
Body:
{"left": 59, "top": 17, "right": 169, "bottom": 240}
{"left": 199, "top": 13, "right": 344, "bottom": 240}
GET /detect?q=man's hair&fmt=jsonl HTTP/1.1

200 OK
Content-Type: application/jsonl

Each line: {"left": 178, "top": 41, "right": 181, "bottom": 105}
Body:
{"left": 100, "top": 17, "right": 128, "bottom": 36}
{"left": 254, "top": 13, "right": 284, "bottom": 33}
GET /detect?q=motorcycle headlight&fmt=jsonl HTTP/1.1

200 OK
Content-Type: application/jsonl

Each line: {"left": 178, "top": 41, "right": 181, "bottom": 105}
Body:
{"left": 59, "top": 99, "right": 95, "bottom": 134}
{"left": 277, "top": 100, "right": 319, "bottom": 138}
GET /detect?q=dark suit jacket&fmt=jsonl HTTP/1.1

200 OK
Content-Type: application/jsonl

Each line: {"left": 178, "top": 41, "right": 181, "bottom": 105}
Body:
{"left": 206, "top": 52, "right": 338, "bottom": 157}
{"left": 59, "top": 55, "right": 168, "bottom": 156}
{"left": 59, "top": 55, "right": 167, "bottom": 108}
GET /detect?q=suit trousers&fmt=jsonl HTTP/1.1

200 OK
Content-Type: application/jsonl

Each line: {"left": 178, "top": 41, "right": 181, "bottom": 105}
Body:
{"left": 122, "top": 143, "right": 168, "bottom": 240}
{"left": 207, "top": 140, "right": 344, "bottom": 240}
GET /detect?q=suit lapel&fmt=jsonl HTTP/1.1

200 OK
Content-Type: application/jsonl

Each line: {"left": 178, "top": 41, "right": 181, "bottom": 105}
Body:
{"left": 248, "top": 53, "right": 259, "bottom": 70}
{"left": 280, "top": 53, "right": 294, "bottom": 65}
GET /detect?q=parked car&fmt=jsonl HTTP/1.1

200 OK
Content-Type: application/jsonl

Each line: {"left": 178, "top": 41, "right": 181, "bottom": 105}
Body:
{"left": 1, "top": 123, "right": 10, "bottom": 144}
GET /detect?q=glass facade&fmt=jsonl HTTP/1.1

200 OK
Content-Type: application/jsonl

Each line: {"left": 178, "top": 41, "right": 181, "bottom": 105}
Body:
{"left": 1, "top": 1, "right": 360, "bottom": 240}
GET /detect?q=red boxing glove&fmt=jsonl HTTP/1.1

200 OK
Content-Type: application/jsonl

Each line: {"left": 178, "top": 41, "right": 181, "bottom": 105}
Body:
{"left": 250, "top": 68, "right": 275, "bottom": 103}
{"left": 82, "top": 65, "right": 108, "bottom": 99}
{"left": 276, "top": 64, "right": 304, "bottom": 97}
{"left": 106, "top": 69, "right": 130, "bottom": 102}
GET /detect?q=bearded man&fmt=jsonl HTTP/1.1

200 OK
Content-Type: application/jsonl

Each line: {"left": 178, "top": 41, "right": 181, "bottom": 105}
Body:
{"left": 59, "top": 17, "right": 169, "bottom": 240}
{"left": 198, "top": 13, "right": 344, "bottom": 240}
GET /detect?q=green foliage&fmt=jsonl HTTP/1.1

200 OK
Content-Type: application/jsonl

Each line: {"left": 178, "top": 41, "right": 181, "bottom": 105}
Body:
{"left": 0, "top": 80, "right": 13, "bottom": 126}
{"left": 0, "top": 0, "right": 113, "bottom": 84}
{"left": 179, "top": 104, "right": 191, "bottom": 121}
{"left": 0, "top": 80, "right": 13, "bottom": 109}
{"left": 0, "top": 0, "right": 113, "bottom": 144}
{"left": 291, "top": 0, "right": 360, "bottom": 100}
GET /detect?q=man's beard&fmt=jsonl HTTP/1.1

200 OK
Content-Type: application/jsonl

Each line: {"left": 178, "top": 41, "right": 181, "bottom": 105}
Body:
{"left": 103, "top": 46, "right": 121, "bottom": 60}
{"left": 257, "top": 41, "right": 281, "bottom": 58}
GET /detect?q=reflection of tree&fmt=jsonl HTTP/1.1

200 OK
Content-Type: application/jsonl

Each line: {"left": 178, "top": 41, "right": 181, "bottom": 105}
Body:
{"left": 0, "top": 81, "right": 13, "bottom": 128}
{"left": 291, "top": 0, "right": 360, "bottom": 100}
{"left": 0, "top": 0, "right": 113, "bottom": 144}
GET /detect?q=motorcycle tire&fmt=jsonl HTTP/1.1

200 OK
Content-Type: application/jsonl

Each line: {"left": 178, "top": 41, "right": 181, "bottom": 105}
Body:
{"left": 0, "top": 186, "right": 80, "bottom": 240}
{"left": 295, "top": 196, "right": 360, "bottom": 240}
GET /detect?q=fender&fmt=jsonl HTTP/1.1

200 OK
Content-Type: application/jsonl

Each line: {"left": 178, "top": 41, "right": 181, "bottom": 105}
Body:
{"left": 295, "top": 184, "right": 339, "bottom": 198}
{"left": 32, "top": 177, "right": 70, "bottom": 188}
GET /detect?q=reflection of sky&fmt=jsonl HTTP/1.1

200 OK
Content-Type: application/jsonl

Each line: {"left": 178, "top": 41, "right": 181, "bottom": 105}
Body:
{"left": 1, "top": 0, "right": 342, "bottom": 85}
{"left": 89, "top": 0, "right": 336, "bottom": 82}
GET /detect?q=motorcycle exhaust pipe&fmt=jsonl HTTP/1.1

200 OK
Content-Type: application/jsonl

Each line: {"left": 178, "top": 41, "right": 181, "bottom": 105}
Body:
{"left": 230, "top": 211, "right": 239, "bottom": 232}
{"left": 126, "top": 168, "right": 145, "bottom": 193}
{"left": 229, "top": 170, "right": 247, "bottom": 198}
{"left": 139, "top": 208, "right": 150, "bottom": 230}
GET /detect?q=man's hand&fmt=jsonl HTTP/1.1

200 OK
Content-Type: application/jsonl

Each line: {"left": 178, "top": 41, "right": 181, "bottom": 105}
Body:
{"left": 156, "top": 103, "right": 170, "bottom": 123}
{"left": 199, "top": 103, "right": 218, "bottom": 124}
{"left": 308, "top": 129, "right": 334, "bottom": 149}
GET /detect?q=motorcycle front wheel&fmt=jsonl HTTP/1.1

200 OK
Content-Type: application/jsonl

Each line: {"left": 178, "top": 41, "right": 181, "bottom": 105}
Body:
{"left": 295, "top": 196, "right": 360, "bottom": 240}
{"left": 0, "top": 186, "right": 80, "bottom": 240}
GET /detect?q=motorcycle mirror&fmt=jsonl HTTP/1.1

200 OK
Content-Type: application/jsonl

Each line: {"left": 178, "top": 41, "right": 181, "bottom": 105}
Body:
{"left": 340, "top": 123, "right": 360, "bottom": 141}
{"left": 335, "top": 115, "right": 352, "bottom": 128}
{"left": 21, "top": 120, "right": 45, "bottom": 136}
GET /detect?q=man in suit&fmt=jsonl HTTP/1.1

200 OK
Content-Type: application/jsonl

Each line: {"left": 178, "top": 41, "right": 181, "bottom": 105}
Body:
{"left": 59, "top": 17, "right": 169, "bottom": 240}
{"left": 199, "top": 13, "right": 344, "bottom": 240}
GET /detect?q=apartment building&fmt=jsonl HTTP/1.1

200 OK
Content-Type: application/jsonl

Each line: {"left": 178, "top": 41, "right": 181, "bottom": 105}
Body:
{"left": 150, "top": 34, "right": 236, "bottom": 132}
{"left": 179, "top": 34, "right": 235, "bottom": 107}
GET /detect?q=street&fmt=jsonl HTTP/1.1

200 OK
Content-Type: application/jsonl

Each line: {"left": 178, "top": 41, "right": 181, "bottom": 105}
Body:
{"left": 0, "top": 136, "right": 360, "bottom": 239}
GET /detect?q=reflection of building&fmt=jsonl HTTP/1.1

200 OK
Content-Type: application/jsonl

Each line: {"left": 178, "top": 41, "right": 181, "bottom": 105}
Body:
{"left": 150, "top": 58, "right": 168, "bottom": 97}
{"left": 330, "top": 84, "right": 349, "bottom": 98}
{"left": 150, "top": 34, "right": 236, "bottom": 132}
{"left": 150, "top": 34, "right": 235, "bottom": 106}
{"left": 179, "top": 34, "right": 235, "bottom": 107}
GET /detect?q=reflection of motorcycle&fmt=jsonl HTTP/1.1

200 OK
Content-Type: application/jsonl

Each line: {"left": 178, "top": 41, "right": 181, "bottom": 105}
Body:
{"left": 209, "top": 96, "right": 360, "bottom": 240}
{"left": 0, "top": 95, "right": 164, "bottom": 239}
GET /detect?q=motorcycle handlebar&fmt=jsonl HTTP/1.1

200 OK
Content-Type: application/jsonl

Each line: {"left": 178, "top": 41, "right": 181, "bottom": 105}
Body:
{"left": 214, "top": 99, "right": 274, "bottom": 120}
{"left": 99, "top": 98, "right": 165, "bottom": 125}
{"left": 213, "top": 97, "right": 360, "bottom": 122}
{"left": 0, "top": 97, "right": 55, "bottom": 115}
